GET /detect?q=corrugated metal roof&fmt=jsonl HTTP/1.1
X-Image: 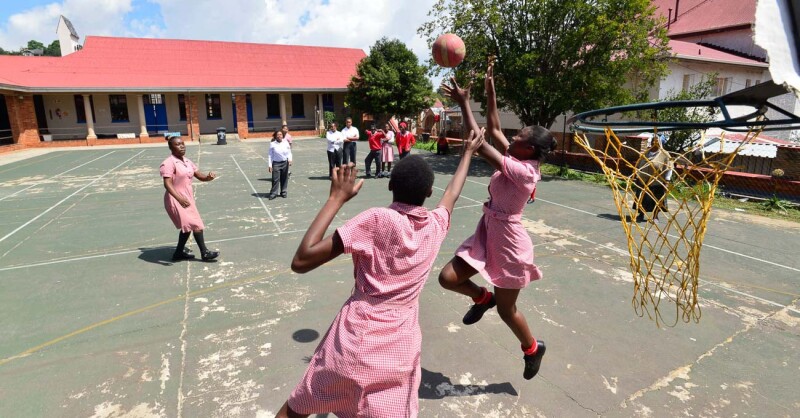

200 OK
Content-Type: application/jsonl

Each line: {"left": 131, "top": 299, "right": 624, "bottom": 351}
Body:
{"left": 0, "top": 36, "right": 366, "bottom": 92}
{"left": 700, "top": 138, "right": 777, "bottom": 157}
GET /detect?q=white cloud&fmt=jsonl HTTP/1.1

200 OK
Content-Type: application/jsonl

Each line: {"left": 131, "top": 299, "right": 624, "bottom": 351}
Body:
{"left": 0, "top": 0, "right": 133, "bottom": 50}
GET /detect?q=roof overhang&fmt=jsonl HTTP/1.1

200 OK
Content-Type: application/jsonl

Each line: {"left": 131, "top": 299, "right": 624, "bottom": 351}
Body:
{"left": 673, "top": 54, "right": 768, "bottom": 68}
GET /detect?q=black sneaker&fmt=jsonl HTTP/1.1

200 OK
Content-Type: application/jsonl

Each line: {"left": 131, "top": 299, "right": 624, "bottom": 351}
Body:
{"left": 365, "top": 173, "right": 372, "bottom": 178}
{"left": 201, "top": 251, "right": 219, "bottom": 261}
{"left": 268, "top": 195, "right": 277, "bottom": 200}
{"left": 281, "top": 192, "right": 287, "bottom": 198}
{"left": 462, "top": 293, "right": 496, "bottom": 325}
{"left": 523, "top": 341, "right": 546, "bottom": 380}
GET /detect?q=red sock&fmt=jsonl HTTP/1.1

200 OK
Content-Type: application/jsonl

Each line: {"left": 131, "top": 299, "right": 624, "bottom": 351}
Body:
{"left": 522, "top": 338, "right": 539, "bottom": 356}
{"left": 472, "top": 287, "right": 492, "bottom": 304}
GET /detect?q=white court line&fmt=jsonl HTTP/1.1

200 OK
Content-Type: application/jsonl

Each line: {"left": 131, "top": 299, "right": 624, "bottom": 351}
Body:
{"left": 435, "top": 183, "right": 800, "bottom": 315}
{"left": 231, "top": 155, "right": 282, "bottom": 233}
{"left": 0, "top": 151, "right": 115, "bottom": 202}
{"left": 0, "top": 151, "right": 144, "bottom": 245}
{"left": 0, "top": 228, "right": 309, "bottom": 272}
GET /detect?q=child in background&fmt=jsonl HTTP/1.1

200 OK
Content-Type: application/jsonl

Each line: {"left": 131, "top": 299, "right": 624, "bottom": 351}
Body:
{"left": 436, "top": 131, "right": 449, "bottom": 155}
{"left": 364, "top": 124, "right": 385, "bottom": 178}
{"left": 275, "top": 130, "right": 486, "bottom": 418}
{"left": 436, "top": 62, "right": 556, "bottom": 380}
{"left": 395, "top": 122, "right": 416, "bottom": 159}
{"left": 380, "top": 122, "right": 395, "bottom": 177}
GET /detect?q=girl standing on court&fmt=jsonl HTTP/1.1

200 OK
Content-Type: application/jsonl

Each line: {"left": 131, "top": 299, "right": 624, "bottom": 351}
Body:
{"left": 160, "top": 136, "right": 219, "bottom": 262}
{"left": 380, "top": 122, "right": 395, "bottom": 176}
{"left": 437, "top": 63, "right": 556, "bottom": 380}
{"left": 275, "top": 131, "right": 485, "bottom": 418}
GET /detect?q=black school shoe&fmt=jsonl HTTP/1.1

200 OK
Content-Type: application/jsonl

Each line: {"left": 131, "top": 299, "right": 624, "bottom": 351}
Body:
{"left": 523, "top": 341, "right": 546, "bottom": 380}
{"left": 201, "top": 251, "right": 219, "bottom": 261}
{"left": 462, "top": 293, "right": 497, "bottom": 325}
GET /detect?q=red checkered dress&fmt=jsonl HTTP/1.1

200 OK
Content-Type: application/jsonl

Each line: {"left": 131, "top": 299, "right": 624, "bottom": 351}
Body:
{"left": 288, "top": 202, "right": 451, "bottom": 418}
{"left": 456, "top": 155, "right": 543, "bottom": 289}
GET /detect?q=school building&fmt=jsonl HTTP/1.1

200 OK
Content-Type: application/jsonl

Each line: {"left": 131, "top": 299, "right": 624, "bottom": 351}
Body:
{"left": 0, "top": 35, "right": 366, "bottom": 153}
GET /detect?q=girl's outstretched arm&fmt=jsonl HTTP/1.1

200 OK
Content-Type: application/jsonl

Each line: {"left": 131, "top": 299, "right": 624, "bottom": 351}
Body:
{"left": 437, "top": 128, "right": 485, "bottom": 212}
{"left": 485, "top": 62, "right": 510, "bottom": 154}
{"left": 291, "top": 164, "right": 363, "bottom": 273}
{"left": 440, "top": 77, "right": 505, "bottom": 171}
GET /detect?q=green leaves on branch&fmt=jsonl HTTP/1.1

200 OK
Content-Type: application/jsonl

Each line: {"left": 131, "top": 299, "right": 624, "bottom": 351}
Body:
{"left": 418, "top": 0, "right": 670, "bottom": 128}
{"left": 346, "top": 38, "right": 434, "bottom": 122}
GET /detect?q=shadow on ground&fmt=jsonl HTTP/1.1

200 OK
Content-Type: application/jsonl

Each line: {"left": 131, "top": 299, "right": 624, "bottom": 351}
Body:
{"left": 418, "top": 368, "right": 517, "bottom": 399}
{"left": 137, "top": 247, "right": 177, "bottom": 266}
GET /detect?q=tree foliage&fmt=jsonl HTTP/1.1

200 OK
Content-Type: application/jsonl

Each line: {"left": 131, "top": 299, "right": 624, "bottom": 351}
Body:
{"left": 0, "top": 39, "right": 62, "bottom": 56}
{"left": 418, "top": 0, "right": 671, "bottom": 128}
{"left": 346, "top": 37, "right": 434, "bottom": 122}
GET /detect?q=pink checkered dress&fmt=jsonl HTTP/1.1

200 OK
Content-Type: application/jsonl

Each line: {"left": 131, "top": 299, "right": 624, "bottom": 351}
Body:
{"left": 455, "top": 156, "right": 543, "bottom": 289}
{"left": 288, "top": 202, "right": 451, "bottom": 417}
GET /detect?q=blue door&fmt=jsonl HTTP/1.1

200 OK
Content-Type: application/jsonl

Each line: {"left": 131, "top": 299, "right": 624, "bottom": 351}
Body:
{"left": 246, "top": 94, "right": 254, "bottom": 129}
{"left": 143, "top": 94, "right": 168, "bottom": 133}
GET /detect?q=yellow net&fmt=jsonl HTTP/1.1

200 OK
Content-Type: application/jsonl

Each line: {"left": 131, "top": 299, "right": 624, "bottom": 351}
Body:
{"left": 573, "top": 127, "right": 762, "bottom": 326}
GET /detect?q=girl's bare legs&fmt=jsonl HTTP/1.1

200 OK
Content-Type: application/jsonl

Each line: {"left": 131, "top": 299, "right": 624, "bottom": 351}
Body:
{"left": 493, "top": 287, "right": 534, "bottom": 348}
{"left": 275, "top": 401, "right": 309, "bottom": 418}
{"left": 438, "top": 256, "right": 483, "bottom": 299}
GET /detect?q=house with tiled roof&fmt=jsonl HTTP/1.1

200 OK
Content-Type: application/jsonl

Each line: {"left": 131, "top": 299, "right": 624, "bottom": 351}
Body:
{"left": 0, "top": 31, "right": 365, "bottom": 152}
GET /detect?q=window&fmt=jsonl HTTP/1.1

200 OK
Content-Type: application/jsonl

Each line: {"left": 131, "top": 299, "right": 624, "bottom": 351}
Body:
{"left": 745, "top": 79, "right": 752, "bottom": 88}
{"left": 681, "top": 74, "right": 695, "bottom": 92}
{"left": 205, "top": 94, "right": 221, "bottom": 119}
{"left": 714, "top": 77, "right": 732, "bottom": 96}
{"left": 74, "top": 95, "right": 95, "bottom": 124}
{"left": 322, "top": 93, "right": 334, "bottom": 112}
{"left": 754, "top": 79, "right": 761, "bottom": 85}
{"left": 178, "top": 94, "right": 187, "bottom": 121}
{"left": 266, "top": 94, "right": 280, "bottom": 119}
{"left": 108, "top": 95, "right": 129, "bottom": 122}
{"left": 291, "top": 94, "right": 305, "bottom": 118}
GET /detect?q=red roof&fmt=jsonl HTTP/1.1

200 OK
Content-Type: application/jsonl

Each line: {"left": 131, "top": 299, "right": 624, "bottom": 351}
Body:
{"left": 669, "top": 39, "right": 766, "bottom": 67}
{"left": 0, "top": 36, "right": 366, "bottom": 92}
{"left": 652, "top": 0, "right": 756, "bottom": 37}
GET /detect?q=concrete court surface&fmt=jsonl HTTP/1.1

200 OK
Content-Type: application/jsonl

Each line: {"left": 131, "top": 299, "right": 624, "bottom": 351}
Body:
{"left": 0, "top": 138, "right": 798, "bottom": 418}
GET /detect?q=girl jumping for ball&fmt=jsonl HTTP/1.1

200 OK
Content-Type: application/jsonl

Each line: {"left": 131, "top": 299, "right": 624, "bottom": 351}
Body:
{"left": 437, "top": 62, "right": 556, "bottom": 380}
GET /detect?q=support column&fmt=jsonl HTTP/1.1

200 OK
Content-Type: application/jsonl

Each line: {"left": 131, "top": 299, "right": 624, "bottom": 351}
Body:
{"left": 83, "top": 94, "right": 96, "bottom": 144}
{"left": 5, "top": 94, "right": 40, "bottom": 148}
{"left": 279, "top": 94, "right": 287, "bottom": 126}
{"left": 186, "top": 94, "right": 200, "bottom": 141}
{"left": 235, "top": 94, "right": 249, "bottom": 139}
{"left": 137, "top": 94, "right": 149, "bottom": 139}
{"left": 318, "top": 94, "right": 325, "bottom": 130}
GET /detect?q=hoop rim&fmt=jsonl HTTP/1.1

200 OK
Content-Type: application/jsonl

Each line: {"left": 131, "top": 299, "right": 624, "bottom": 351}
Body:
{"left": 571, "top": 80, "right": 800, "bottom": 133}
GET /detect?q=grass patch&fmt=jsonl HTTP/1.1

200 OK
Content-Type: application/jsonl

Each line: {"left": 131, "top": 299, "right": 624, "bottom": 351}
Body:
{"left": 412, "top": 141, "right": 437, "bottom": 152}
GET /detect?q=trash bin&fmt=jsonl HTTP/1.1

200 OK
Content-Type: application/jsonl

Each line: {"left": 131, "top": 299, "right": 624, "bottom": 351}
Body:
{"left": 422, "top": 133, "right": 431, "bottom": 142}
{"left": 216, "top": 127, "right": 227, "bottom": 145}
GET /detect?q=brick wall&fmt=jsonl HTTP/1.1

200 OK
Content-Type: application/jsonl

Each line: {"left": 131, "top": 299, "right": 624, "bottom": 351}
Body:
{"left": 773, "top": 146, "right": 800, "bottom": 180}
{"left": 5, "top": 95, "right": 40, "bottom": 147}
{"left": 235, "top": 94, "right": 249, "bottom": 139}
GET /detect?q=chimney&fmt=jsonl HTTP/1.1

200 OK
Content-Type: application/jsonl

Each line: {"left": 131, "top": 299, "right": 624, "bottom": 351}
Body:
{"left": 674, "top": 0, "right": 680, "bottom": 22}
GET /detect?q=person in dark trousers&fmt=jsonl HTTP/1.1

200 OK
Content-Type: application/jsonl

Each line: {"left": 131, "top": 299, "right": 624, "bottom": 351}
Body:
{"left": 436, "top": 131, "right": 449, "bottom": 155}
{"left": 326, "top": 122, "right": 344, "bottom": 179}
{"left": 341, "top": 117, "right": 359, "bottom": 166}
{"left": 269, "top": 129, "right": 293, "bottom": 199}
{"left": 364, "top": 124, "right": 384, "bottom": 178}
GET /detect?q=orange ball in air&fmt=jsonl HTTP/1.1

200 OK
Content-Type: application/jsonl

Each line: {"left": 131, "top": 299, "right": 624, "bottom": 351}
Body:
{"left": 432, "top": 33, "right": 466, "bottom": 68}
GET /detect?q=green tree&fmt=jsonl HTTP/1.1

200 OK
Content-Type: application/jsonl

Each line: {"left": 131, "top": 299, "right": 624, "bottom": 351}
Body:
{"left": 346, "top": 37, "right": 434, "bottom": 122}
{"left": 655, "top": 74, "right": 719, "bottom": 153}
{"left": 26, "top": 40, "right": 45, "bottom": 53}
{"left": 418, "top": 0, "right": 671, "bottom": 129}
{"left": 44, "top": 40, "right": 61, "bottom": 57}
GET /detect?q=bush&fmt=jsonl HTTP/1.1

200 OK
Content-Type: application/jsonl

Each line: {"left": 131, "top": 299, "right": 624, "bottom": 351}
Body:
{"left": 760, "top": 195, "right": 794, "bottom": 212}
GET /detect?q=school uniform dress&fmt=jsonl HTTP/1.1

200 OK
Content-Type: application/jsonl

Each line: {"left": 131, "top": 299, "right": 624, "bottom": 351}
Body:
{"left": 288, "top": 202, "right": 451, "bottom": 418}
{"left": 160, "top": 154, "right": 204, "bottom": 233}
{"left": 455, "top": 156, "right": 543, "bottom": 289}
{"left": 381, "top": 131, "right": 395, "bottom": 163}
{"left": 268, "top": 139, "right": 292, "bottom": 197}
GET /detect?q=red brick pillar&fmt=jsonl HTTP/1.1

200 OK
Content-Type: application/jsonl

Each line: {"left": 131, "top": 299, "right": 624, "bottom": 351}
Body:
{"left": 185, "top": 95, "right": 200, "bottom": 141}
{"left": 235, "top": 94, "right": 249, "bottom": 139}
{"left": 5, "top": 94, "right": 40, "bottom": 148}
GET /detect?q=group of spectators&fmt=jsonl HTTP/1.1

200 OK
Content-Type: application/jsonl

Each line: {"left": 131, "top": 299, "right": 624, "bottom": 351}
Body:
{"left": 325, "top": 118, "right": 417, "bottom": 178}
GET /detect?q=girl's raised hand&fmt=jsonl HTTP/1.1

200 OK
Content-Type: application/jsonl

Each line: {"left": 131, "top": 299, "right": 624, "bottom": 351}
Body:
{"left": 485, "top": 61, "right": 495, "bottom": 95}
{"left": 464, "top": 128, "right": 486, "bottom": 154}
{"left": 329, "top": 163, "right": 363, "bottom": 203}
{"left": 440, "top": 77, "right": 471, "bottom": 104}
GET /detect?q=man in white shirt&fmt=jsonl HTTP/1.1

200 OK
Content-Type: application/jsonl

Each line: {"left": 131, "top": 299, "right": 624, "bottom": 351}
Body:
{"left": 268, "top": 130, "right": 293, "bottom": 199}
{"left": 326, "top": 122, "right": 345, "bottom": 179}
{"left": 341, "top": 117, "right": 359, "bottom": 166}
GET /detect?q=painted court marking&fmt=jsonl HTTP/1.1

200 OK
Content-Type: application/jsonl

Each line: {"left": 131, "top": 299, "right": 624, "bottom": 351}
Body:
{"left": 0, "top": 151, "right": 145, "bottom": 245}
{"left": 231, "top": 155, "right": 282, "bottom": 233}
{"left": 0, "top": 151, "right": 115, "bottom": 202}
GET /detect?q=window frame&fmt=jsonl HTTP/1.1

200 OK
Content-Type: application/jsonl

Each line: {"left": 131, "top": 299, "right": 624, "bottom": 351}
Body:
{"left": 266, "top": 94, "right": 281, "bottom": 119}
{"left": 74, "top": 95, "right": 95, "bottom": 124}
{"left": 291, "top": 93, "right": 305, "bottom": 118}
{"left": 205, "top": 94, "right": 222, "bottom": 120}
{"left": 178, "top": 94, "right": 187, "bottom": 121}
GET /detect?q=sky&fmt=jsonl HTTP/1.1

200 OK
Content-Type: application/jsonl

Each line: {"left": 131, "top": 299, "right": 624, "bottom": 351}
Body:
{"left": 0, "top": 0, "right": 448, "bottom": 83}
